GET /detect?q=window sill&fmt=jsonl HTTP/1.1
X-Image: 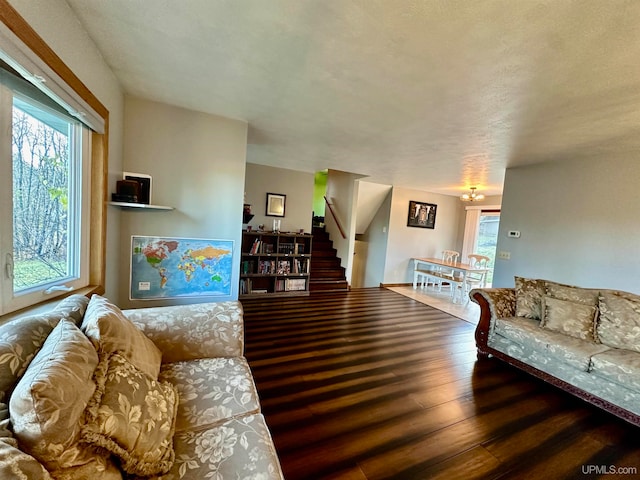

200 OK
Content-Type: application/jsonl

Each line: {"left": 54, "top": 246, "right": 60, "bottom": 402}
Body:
{"left": 0, "top": 285, "right": 101, "bottom": 325}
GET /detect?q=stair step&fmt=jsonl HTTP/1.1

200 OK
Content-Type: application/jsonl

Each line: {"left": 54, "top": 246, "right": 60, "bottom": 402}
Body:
{"left": 311, "top": 257, "right": 342, "bottom": 270}
{"left": 312, "top": 249, "right": 338, "bottom": 258}
{"left": 312, "top": 244, "right": 335, "bottom": 252}
{"left": 309, "top": 279, "right": 349, "bottom": 291}
{"left": 310, "top": 270, "right": 345, "bottom": 278}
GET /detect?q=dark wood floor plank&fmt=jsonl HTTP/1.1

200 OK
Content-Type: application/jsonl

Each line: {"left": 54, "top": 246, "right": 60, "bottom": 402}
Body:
{"left": 241, "top": 288, "right": 640, "bottom": 480}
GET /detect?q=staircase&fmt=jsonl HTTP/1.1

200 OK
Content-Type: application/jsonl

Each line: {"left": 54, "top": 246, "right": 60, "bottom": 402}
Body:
{"left": 309, "top": 226, "right": 349, "bottom": 292}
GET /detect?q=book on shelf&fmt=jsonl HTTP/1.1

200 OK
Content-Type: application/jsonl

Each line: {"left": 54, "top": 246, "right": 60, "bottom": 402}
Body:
{"left": 258, "top": 260, "right": 276, "bottom": 274}
{"left": 249, "top": 239, "right": 261, "bottom": 254}
{"left": 278, "top": 242, "right": 295, "bottom": 254}
{"left": 276, "top": 260, "right": 291, "bottom": 274}
{"left": 285, "top": 278, "right": 307, "bottom": 291}
{"left": 241, "top": 260, "right": 255, "bottom": 274}
{"left": 292, "top": 258, "right": 309, "bottom": 274}
{"left": 240, "top": 278, "right": 252, "bottom": 294}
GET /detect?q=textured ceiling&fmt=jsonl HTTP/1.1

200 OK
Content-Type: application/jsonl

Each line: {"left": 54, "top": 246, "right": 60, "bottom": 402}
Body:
{"left": 65, "top": 0, "right": 640, "bottom": 196}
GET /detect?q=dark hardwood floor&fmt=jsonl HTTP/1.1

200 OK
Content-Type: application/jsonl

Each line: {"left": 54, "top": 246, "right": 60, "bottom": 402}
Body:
{"left": 241, "top": 288, "right": 640, "bottom": 480}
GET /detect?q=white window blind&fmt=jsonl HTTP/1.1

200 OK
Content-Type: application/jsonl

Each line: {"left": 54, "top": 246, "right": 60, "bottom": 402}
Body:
{"left": 0, "top": 21, "right": 105, "bottom": 134}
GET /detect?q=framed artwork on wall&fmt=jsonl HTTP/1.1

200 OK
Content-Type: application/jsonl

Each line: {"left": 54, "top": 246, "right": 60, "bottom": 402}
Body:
{"left": 266, "top": 192, "right": 286, "bottom": 217}
{"left": 407, "top": 200, "right": 437, "bottom": 229}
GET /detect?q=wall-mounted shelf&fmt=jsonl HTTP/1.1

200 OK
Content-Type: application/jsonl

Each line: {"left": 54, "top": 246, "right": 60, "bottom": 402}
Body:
{"left": 108, "top": 201, "right": 174, "bottom": 211}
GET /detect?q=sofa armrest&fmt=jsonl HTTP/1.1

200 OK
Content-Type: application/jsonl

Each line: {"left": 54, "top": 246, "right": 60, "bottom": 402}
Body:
{"left": 470, "top": 288, "right": 516, "bottom": 354}
{"left": 122, "top": 301, "right": 244, "bottom": 363}
{"left": 470, "top": 288, "right": 516, "bottom": 320}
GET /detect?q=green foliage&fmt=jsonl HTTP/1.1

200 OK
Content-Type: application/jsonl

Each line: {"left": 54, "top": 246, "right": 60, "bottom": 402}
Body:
{"left": 48, "top": 187, "right": 68, "bottom": 208}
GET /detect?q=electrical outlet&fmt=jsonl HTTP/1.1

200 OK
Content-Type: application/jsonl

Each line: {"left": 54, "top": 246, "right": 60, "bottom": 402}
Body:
{"left": 497, "top": 251, "right": 511, "bottom": 260}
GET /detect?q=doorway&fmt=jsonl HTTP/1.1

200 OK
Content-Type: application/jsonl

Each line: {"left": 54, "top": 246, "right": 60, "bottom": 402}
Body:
{"left": 461, "top": 206, "right": 501, "bottom": 287}
{"left": 476, "top": 212, "right": 500, "bottom": 285}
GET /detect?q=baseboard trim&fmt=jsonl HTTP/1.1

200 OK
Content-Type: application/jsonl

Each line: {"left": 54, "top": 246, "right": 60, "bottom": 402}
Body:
{"left": 380, "top": 283, "right": 413, "bottom": 288}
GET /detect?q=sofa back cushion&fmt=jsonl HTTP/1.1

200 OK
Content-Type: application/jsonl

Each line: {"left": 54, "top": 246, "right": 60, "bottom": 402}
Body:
{"left": 598, "top": 291, "right": 640, "bottom": 353}
{"left": 81, "top": 295, "right": 162, "bottom": 378}
{"left": 9, "top": 320, "right": 122, "bottom": 478}
{"left": 0, "top": 294, "right": 89, "bottom": 403}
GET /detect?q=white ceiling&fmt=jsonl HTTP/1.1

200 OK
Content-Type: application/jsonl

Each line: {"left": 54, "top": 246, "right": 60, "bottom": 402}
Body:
{"left": 65, "top": 0, "right": 640, "bottom": 197}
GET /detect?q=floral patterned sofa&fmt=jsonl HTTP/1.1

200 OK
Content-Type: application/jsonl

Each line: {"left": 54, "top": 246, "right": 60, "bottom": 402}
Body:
{"left": 471, "top": 277, "right": 640, "bottom": 427}
{"left": 0, "top": 294, "right": 283, "bottom": 479}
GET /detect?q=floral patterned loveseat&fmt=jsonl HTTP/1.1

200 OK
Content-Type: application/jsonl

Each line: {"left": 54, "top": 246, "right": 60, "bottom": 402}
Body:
{"left": 471, "top": 277, "right": 640, "bottom": 428}
{"left": 0, "top": 293, "right": 283, "bottom": 479}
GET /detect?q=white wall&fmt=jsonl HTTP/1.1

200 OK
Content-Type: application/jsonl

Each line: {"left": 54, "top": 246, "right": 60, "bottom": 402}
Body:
{"left": 244, "top": 163, "right": 314, "bottom": 233}
{"left": 326, "top": 170, "right": 362, "bottom": 282}
{"left": 360, "top": 190, "right": 392, "bottom": 287}
{"left": 494, "top": 156, "right": 640, "bottom": 293}
{"left": 119, "top": 96, "right": 248, "bottom": 308}
{"left": 9, "top": 0, "right": 125, "bottom": 301}
{"left": 384, "top": 187, "right": 462, "bottom": 284}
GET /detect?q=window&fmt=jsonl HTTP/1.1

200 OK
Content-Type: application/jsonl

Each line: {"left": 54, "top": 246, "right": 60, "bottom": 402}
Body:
{"left": 0, "top": 3, "right": 109, "bottom": 318}
{"left": 0, "top": 69, "right": 91, "bottom": 314}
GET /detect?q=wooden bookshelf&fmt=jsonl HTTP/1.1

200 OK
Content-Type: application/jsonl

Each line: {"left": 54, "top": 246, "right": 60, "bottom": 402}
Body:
{"left": 239, "top": 231, "right": 312, "bottom": 298}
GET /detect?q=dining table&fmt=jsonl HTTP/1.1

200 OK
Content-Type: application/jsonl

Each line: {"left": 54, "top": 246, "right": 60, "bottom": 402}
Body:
{"left": 412, "top": 257, "right": 488, "bottom": 303}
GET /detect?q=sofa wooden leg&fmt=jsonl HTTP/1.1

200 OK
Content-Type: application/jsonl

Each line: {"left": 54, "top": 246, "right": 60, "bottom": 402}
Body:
{"left": 476, "top": 350, "right": 491, "bottom": 360}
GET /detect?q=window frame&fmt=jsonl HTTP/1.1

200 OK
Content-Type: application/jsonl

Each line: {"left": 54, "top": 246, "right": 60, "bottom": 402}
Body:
{"left": 4, "top": 91, "right": 92, "bottom": 311}
{"left": 0, "top": 1, "right": 108, "bottom": 318}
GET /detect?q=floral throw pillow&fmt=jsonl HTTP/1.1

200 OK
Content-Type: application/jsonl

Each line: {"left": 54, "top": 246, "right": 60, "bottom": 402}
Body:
{"left": 9, "top": 320, "right": 123, "bottom": 478}
{"left": 597, "top": 291, "right": 640, "bottom": 353}
{"left": 540, "top": 295, "right": 598, "bottom": 341}
{"left": 545, "top": 281, "right": 599, "bottom": 306}
{"left": 514, "top": 277, "right": 546, "bottom": 320}
{"left": 82, "top": 294, "right": 162, "bottom": 378}
{"left": 82, "top": 352, "right": 178, "bottom": 477}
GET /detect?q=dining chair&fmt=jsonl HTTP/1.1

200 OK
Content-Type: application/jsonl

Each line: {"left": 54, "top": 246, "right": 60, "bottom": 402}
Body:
{"left": 460, "top": 253, "right": 490, "bottom": 301}
{"left": 435, "top": 250, "right": 462, "bottom": 298}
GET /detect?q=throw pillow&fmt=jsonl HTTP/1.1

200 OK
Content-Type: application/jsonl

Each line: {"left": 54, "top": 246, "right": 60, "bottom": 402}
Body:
{"left": 545, "top": 281, "right": 599, "bottom": 306}
{"left": 9, "top": 320, "right": 120, "bottom": 477}
{"left": 82, "top": 294, "right": 162, "bottom": 378}
{"left": 514, "top": 276, "right": 546, "bottom": 320}
{"left": 82, "top": 351, "right": 178, "bottom": 477}
{"left": 597, "top": 291, "right": 640, "bottom": 353}
{"left": 51, "top": 293, "right": 90, "bottom": 326}
{"left": 0, "top": 294, "right": 89, "bottom": 403}
{"left": 540, "top": 295, "right": 598, "bottom": 341}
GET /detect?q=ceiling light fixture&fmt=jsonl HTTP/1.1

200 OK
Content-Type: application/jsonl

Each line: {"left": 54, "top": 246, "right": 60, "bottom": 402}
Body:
{"left": 461, "top": 187, "right": 484, "bottom": 202}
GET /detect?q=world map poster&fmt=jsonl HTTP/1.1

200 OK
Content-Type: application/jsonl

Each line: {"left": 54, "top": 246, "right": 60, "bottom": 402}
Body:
{"left": 130, "top": 236, "right": 234, "bottom": 300}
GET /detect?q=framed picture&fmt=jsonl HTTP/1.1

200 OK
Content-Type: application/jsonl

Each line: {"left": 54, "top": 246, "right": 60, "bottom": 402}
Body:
{"left": 123, "top": 172, "right": 152, "bottom": 204}
{"left": 407, "top": 200, "right": 437, "bottom": 229}
{"left": 130, "top": 236, "right": 233, "bottom": 300}
{"left": 266, "top": 192, "right": 286, "bottom": 217}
